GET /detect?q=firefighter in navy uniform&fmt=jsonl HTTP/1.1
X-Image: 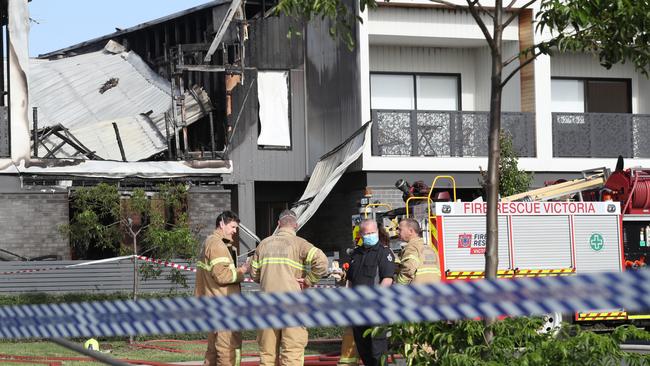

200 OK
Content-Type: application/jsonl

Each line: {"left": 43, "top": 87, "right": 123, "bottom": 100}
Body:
{"left": 346, "top": 219, "right": 395, "bottom": 366}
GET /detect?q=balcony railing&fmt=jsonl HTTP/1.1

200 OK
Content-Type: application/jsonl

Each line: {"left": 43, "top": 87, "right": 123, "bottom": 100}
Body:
{"left": 371, "top": 110, "right": 536, "bottom": 157}
{"left": 552, "top": 113, "right": 650, "bottom": 158}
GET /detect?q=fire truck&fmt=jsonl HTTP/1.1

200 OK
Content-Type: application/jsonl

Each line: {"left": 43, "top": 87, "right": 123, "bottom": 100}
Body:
{"left": 357, "top": 162, "right": 650, "bottom": 327}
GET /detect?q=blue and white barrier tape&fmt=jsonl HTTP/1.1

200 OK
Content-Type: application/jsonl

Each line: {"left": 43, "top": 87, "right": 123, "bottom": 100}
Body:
{"left": 2, "top": 269, "right": 650, "bottom": 339}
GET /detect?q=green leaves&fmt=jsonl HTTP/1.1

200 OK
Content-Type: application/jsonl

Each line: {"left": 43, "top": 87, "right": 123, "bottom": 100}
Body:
{"left": 537, "top": 0, "right": 650, "bottom": 76}
{"left": 61, "top": 183, "right": 199, "bottom": 287}
{"left": 385, "top": 319, "right": 650, "bottom": 365}
{"left": 275, "top": 0, "right": 366, "bottom": 50}
{"left": 479, "top": 132, "right": 532, "bottom": 198}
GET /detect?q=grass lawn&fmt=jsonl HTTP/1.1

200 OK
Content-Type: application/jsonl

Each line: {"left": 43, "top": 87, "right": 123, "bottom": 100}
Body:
{"left": 0, "top": 337, "right": 341, "bottom": 365}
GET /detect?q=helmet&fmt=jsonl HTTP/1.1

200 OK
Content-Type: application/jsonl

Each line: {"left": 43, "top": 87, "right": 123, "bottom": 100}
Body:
{"left": 84, "top": 338, "right": 100, "bottom": 351}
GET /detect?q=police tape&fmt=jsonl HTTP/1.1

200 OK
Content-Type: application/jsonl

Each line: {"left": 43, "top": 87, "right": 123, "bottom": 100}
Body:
{"left": 135, "top": 256, "right": 339, "bottom": 288}
{"left": 0, "top": 256, "right": 139, "bottom": 276}
{"left": 135, "top": 255, "right": 197, "bottom": 272}
{"left": 2, "top": 269, "right": 650, "bottom": 340}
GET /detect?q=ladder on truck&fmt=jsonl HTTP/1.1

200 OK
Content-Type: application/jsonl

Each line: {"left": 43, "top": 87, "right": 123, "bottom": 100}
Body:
{"left": 502, "top": 168, "right": 610, "bottom": 202}
{"left": 406, "top": 175, "right": 457, "bottom": 248}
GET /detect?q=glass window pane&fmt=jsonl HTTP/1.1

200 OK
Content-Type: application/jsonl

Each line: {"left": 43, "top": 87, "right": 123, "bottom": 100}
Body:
{"left": 416, "top": 75, "right": 459, "bottom": 110}
{"left": 370, "top": 74, "right": 414, "bottom": 110}
{"left": 551, "top": 79, "right": 584, "bottom": 113}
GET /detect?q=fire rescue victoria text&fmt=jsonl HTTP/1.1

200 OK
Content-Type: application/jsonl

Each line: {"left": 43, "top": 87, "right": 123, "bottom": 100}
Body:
{"left": 462, "top": 202, "right": 597, "bottom": 215}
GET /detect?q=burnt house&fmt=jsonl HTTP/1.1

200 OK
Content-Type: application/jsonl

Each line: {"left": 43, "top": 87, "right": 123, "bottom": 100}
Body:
{"left": 0, "top": 0, "right": 362, "bottom": 257}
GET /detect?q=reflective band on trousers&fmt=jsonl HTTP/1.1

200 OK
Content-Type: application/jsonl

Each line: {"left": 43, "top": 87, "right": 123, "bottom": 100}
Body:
{"left": 418, "top": 268, "right": 442, "bottom": 275}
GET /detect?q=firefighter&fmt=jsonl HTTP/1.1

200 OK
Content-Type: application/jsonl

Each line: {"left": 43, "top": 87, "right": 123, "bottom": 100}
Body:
{"left": 251, "top": 209, "right": 329, "bottom": 366}
{"left": 395, "top": 218, "right": 441, "bottom": 285}
{"left": 195, "top": 210, "right": 250, "bottom": 366}
{"left": 346, "top": 219, "right": 395, "bottom": 366}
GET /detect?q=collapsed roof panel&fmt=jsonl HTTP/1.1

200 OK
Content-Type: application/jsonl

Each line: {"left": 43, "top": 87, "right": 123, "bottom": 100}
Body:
{"left": 29, "top": 41, "right": 212, "bottom": 161}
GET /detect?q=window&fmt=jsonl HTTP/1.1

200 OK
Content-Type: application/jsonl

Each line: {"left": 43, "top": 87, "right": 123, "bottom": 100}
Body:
{"left": 258, "top": 71, "right": 291, "bottom": 148}
{"left": 370, "top": 74, "right": 414, "bottom": 110}
{"left": 551, "top": 78, "right": 631, "bottom": 113}
{"left": 370, "top": 73, "right": 460, "bottom": 111}
{"left": 551, "top": 79, "right": 584, "bottom": 113}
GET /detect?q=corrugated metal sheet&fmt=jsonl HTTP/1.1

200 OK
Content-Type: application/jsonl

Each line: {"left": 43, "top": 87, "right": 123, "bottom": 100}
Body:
{"left": 29, "top": 41, "right": 212, "bottom": 161}
{"left": 306, "top": 10, "right": 362, "bottom": 171}
{"left": 0, "top": 260, "right": 194, "bottom": 294}
{"left": 512, "top": 216, "right": 572, "bottom": 269}
{"left": 573, "top": 216, "right": 622, "bottom": 273}
{"left": 291, "top": 122, "right": 369, "bottom": 230}
{"left": 441, "top": 216, "right": 510, "bottom": 271}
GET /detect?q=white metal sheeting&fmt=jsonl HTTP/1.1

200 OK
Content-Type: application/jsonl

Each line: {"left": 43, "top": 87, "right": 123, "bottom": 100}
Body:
{"left": 292, "top": 122, "right": 371, "bottom": 230}
{"left": 0, "top": 159, "right": 232, "bottom": 179}
{"left": 29, "top": 41, "right": 212, "bottom": 161}
{"left": 257, "top": 71, "right": 290, "bottom": 147}
{"left": 8, "top": 0, "right": 31, "bottom": 163}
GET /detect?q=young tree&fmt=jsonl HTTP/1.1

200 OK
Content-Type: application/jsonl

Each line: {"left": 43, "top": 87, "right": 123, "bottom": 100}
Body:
{"left": 480, "top": 132, "right": 532, "bottom": 197}
{"left": 275, "top": 0, "right": 650, "bottom": 283}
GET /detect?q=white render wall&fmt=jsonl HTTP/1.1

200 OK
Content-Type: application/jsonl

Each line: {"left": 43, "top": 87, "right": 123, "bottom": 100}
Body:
{"left": 370, "top": 44, "right": 521, "bottom": 112}
{"left": 359, "top": 4, "right": 650, "bottom": 174}
{"left": 368, "top": 7, "right": 518, "bottom": 46}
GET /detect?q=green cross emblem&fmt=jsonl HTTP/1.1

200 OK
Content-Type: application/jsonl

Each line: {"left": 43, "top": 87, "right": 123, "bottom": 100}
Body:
{"left": 589, "top": 233, "right": 604, "bottom": 251}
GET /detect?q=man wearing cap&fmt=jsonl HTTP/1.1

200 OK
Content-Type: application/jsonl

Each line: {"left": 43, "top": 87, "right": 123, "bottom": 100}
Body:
{"left": 251, "top": 209, "right": 329, "bottom": 366}
{"left": 195, "top": 210, "right": 250, "bottom": 366}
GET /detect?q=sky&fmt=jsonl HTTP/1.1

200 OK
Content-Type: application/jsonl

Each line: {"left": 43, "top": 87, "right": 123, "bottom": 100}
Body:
{"left": 28, "top": 0, "right": 213, "bottom": 56}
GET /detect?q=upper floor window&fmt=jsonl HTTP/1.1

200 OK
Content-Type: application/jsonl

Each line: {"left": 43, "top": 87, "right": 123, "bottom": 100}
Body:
{"left": 370, "top": 73, "right": 460, "bottom": 111}
{"left": 551, "top": 78, "right": 631, "bottom": 113}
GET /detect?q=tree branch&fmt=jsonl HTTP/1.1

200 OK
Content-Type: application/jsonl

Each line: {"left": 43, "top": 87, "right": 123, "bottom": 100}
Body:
{"left": 500, "top": 49, "right": 542, "bottom": 88}
{"left": 428, "top": 0, "right": 463, "bottom": 9}
{"left": 476, "top": 1, "right": 494, "bottom": 21}
{"left": 466, "top": 0, "right": 496, "bottom": 50}
{"left": 504, "top": 0, "right": 517, "bottom": 10}
{"left": 503, "top": 0, "right": 538, "bottom": 29}
{"left": 503, "top": 42, "right": 541, "bottom": 67}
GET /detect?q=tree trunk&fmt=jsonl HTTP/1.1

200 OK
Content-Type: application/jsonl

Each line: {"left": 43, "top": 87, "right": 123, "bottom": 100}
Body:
{"left": 484, "top": 0, "right": 504, "bottom": 345}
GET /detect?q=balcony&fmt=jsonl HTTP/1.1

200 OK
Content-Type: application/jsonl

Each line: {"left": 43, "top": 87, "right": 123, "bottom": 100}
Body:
{"left": 371, "top": 110, "right": 536, "bottom": 157}
{"left": 552, "top": 113, "right": 650, "bottom": 158}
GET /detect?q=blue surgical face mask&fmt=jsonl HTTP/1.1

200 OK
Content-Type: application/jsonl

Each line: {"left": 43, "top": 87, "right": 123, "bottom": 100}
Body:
{"left": 362, "top": 233, "right": 379, "bottom": 247}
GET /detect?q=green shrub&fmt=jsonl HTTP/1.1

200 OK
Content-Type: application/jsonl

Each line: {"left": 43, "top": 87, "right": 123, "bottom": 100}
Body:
{"left": 385, "top": 318, "right": 650, "bottom": 365}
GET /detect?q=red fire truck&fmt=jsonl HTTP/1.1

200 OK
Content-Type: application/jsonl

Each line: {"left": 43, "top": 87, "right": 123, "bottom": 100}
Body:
{"left": 359, "top": 165, "right": 649, "bottom": 326}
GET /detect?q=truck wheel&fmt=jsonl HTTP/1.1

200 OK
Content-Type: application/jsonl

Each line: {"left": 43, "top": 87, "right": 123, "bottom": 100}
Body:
{"left": 539, "top": 312, "right": 563, "bottom": 336}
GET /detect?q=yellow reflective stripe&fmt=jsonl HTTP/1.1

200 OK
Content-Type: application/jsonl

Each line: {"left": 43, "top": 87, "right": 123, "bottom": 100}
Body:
{"left": 306, "top": 271, "right": 320, "bottom": 284}
{"left": 396, "top": 274, "right": 410, "bottom": 285}
{"left": 230, "top": 268, "right": 238, "bottom": 283}
{"left": 256, "top": 258, "right": 305, "bottom": 270}
{"left": 197, "top": 257, "right": 233, "bottom": 272}
{"left": 402, "top": 255, "right": 420, "bottom": 263}
{"left": 196, "top": 261, "right": 210, "bottom": 271}
{"left": 235, "top": 348, "right": 241, "bottom": 366}
{"left": 251, "top": 260, "right": 261, "bottom": 269}
{"left": 209, "top": 257, "right": 232, "bottom": 266}
{"left": 418, "top": 267, "right": 441, "bottom": 275}
{"left": 339, "top": 356, "right": 359, "bottom": 363}
{"left": 306, "top": 247, "right": 318, "bottom": 264}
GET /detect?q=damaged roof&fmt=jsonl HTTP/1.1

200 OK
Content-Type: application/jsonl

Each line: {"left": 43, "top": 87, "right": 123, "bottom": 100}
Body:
{"left": 29, "top": 41, "right": 212, "bottom": 161}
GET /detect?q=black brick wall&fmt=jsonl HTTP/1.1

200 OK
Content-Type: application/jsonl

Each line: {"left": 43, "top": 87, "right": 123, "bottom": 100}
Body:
{"left": 187, "top": 186, "right": 232, "bottom": 246}
{"left": 0, "top": 192, "right": 70, "bottom": 259}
